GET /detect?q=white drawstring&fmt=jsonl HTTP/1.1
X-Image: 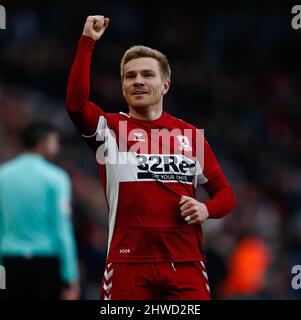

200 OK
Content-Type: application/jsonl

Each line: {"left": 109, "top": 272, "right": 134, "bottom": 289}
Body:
{"left": 171, "top": 262, "right": 176, "bottom": 271}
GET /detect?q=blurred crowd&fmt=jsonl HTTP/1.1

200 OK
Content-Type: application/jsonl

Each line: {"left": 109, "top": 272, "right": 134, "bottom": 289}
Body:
{"left": 0, "top": 1, "right": 300, "bottom": 299}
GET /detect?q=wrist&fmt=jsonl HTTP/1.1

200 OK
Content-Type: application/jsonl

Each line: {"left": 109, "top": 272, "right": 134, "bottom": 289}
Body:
{"left": 78, "top": 35, "right": 96, "bottom": 51}
{"left": 203, "top": 202, "right": 212, "bottom": 219}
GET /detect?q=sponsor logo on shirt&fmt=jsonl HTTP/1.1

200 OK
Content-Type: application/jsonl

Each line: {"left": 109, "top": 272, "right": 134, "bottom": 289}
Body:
{"left": 136, "top": 154, "right": 196, "bottom": 182}
{"left": 95, "top": 119, "right": 205, "bottom": 173}
{"left": 177, "top": 135, "right": 192, "bottom": 152}
{"left": 133, "top": 131, "right": 146, "bottom": 142}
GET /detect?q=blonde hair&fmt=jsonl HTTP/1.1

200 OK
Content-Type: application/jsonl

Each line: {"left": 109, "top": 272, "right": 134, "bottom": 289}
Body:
{"left": 120, "top": 45, "right": 171, "bottom": 81}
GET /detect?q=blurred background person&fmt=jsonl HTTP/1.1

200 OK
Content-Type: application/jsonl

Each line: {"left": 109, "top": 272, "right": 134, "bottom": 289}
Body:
{"left": 0, "top": 121, "right": 79, "bottom": 299}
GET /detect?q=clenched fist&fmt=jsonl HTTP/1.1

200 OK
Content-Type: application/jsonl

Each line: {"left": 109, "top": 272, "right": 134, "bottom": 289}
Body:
{"left": 179, "top": 195, "right": 209, "bottom": 225}
{"left": 82, "top": 15, "right": 110, "bottom": 41}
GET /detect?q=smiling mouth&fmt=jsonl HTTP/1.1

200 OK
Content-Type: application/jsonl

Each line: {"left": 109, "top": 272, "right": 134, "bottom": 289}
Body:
{"left": 132, "top": 91, "right": 148, "bottom": 96}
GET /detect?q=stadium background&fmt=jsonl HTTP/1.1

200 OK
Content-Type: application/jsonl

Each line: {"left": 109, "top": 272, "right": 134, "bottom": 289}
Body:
{"left": 0, "top": 0, "right": 300, "bottom": 299}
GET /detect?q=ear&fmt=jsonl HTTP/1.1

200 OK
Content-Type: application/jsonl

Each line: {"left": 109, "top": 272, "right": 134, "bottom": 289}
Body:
{"left": 121, "top": 81, "right": 126, "bottom": 98}
{"left": 162, "top": 79, "right": 170, "bottom": 95}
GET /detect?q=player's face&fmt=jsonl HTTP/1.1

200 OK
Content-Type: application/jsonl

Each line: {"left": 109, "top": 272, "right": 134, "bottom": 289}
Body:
{"left": 122, "top": 57, "right": 170, "bottom": 110}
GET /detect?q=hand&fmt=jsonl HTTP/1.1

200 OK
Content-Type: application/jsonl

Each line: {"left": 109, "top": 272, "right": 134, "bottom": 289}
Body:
{"left": 60, "top": 281, "right": 80, "bottom": 300}
{"left": 179, "top": 195, "right": 209, "bottom": 225}
{"left": 82, "top": 15, "right": 110, "bottom": 41}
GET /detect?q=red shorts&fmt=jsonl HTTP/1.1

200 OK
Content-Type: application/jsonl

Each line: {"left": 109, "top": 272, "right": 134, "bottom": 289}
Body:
{"left": 100, "top": 261, "right": 211, "bottom": 300}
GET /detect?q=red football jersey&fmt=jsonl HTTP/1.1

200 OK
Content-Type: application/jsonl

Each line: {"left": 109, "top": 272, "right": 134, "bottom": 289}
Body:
{"left": 70, "top": 104, "right": 221, "bottom": 263}
{"left": 66, "top": 36, "right": 236, "bottom": 264}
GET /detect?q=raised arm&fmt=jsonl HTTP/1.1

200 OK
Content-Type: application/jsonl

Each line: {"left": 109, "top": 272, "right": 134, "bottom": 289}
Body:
{"left": 66, "top": 16, "right": 110, "bottom": 136}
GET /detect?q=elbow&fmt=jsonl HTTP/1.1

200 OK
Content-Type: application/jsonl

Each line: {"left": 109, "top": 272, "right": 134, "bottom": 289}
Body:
{"left": 218, "top": 183, "right": 237, "bottom": 216}
{"left": 65, "top": 97, "right": 71, "bottom": 112}
{"left": 65, "top": 89, "right": 77, "bottom": 113}
{"left": 65, "top": 91, "right": 89, "bottom": 114}
{"left": 65, "top": 88, "right": 73, "bottom": 112}
{"left": 65, "top": 81, "right": 84, "bottom": 113}
{"left": 226, "top": 188, "right": 237, "bottom": 215}
{"left": 65, "top": 93, "right": 83, "bottom": 114}
{"left": 221, "top": 187, "right": 237, "bottom": 214}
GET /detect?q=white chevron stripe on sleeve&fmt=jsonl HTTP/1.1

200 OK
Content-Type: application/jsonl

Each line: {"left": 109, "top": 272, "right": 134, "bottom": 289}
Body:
{"left": 202, "top": 271, "right": 208, "bottom": 280}
{"left": 103, "top": 282, "right": 112, "bottom": 293}
{"left": 104, "top": 269, "right": 113, "bottom": 280}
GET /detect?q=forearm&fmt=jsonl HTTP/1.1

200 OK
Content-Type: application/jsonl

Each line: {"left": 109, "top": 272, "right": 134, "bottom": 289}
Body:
{"left": 203, "top": 172, "right": 237, "bottom": 219}
{"left": 66, "top": 35, "right": 96, "bottom": 112}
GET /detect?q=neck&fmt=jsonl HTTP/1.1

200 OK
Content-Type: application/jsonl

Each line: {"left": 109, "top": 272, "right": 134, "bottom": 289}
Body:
{"left": 129, "top": 105, "right": 163, "bottom": 121}
{"left": 24, "top": 148, "right": 44, "bottom": 158}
